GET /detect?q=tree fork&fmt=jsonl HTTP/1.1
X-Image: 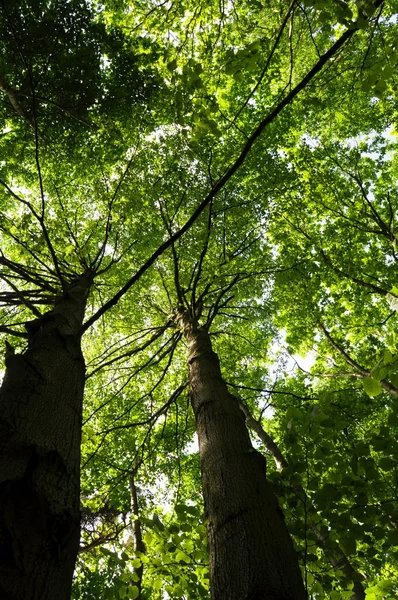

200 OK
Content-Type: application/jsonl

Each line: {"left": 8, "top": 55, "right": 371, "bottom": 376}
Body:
{"left": 0, "top": 271, "right": 93, "bottom": 600}
{"left": 177, "top": 311, "right": 306, "bottom": 600}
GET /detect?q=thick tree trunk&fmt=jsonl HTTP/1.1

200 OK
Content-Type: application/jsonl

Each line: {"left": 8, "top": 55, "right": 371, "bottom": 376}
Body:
{"left": 177, "top": 312, "right": 306, "bottom": 600}
{"left": 0, "top": 272, "right": 92, "bottom": 600}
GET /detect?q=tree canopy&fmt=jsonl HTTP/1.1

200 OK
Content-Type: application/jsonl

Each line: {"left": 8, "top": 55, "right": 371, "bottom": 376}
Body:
{"left": 1, "top": 0, "right": 398, "bottom": 598}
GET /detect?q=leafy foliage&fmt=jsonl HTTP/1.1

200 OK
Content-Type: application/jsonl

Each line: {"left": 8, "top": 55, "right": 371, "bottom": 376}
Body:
{"left": 1, "top": 0, "right": 398, "bottom": 598}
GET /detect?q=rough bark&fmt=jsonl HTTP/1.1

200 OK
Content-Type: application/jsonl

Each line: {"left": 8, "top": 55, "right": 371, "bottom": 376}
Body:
{"left": 0, "top": 272, "right": 92, "bottom": 600}
{"left": 177, "top": 312, "right": 306, "bottom": 600}
{"left": 237, "top": 398, "right": 365, "bottom": 600}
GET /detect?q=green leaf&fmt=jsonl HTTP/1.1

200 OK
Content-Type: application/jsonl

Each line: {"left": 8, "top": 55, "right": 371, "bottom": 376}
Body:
{"left": 355, "top": 442, "right": 369, "bottom": 456}
{"left": 167, "top": 59, "right": 178, "bottom": 72}
{"left": 176, "top": 551, "right": 190, "bottom": 563}
{"left": 132, "top": 558, "right": 141, "bottom": 568}
{"left": 383, "top": 349, "right": 394, "bottom": 365}
{"left": 387, "top": 530, "right": 398, "bottom": 545}
{"left": 381, "top": 65, "right": 394, "bottom": 80}
{"left": 128, "top": 586, "right": 139, "bottom": 599}
{"left": 362, "top": 378, "right": 382, "bottom": 397}
{"left": 388, "top": 412, "right": 398, "bottom": 427}
{"left": 340, "top": 536, "right": 357, "bottom": 556}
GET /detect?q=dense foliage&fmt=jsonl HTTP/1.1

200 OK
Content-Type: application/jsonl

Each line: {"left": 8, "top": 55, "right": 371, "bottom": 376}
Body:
{"left": 1, "top": 0, "right": 398, "bottom": 598}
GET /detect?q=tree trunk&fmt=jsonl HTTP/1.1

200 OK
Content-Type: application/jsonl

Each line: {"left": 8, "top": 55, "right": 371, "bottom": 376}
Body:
{"left": 177, "top": 312, "right": 306, "bottom": 600}
{"left": 0, "top": 272, "right": 92, "bottom": 600}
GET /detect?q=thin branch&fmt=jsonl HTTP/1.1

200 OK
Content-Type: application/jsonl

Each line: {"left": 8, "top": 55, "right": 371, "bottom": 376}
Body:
{"left": 83, "top": 333, "right": 181, "bottom": 423}
{"left": 0, "top": 275, "right": 42, "bottom": 318}
{"left": 129, "top": 466, "right": 146, "bottom": 597}
{"left": 206, "top": 275, "right": 240, "bottom": 329}
{"left": 0, "top": 253, "right": 58, "bottom": 292}
{"left": 319, "top": 323, "right": 369, "bottom": 377}
{"left": 320, "top": 323, "right": 398, "bottom": 398}
{"left": 285, "top": 219, "right": 390, "bottom": 296}
{"left": 0, "top": 325, "right": 28, "bottom": 338}
{"left": 227, "top": 381, "right": 313, "bottom": 401}
{"left": 100, "top": 382, "right": 188, "bottom": 435}
{"left": 92, "top": 150, "right": 138, "bottom": 269}
{"left": 192, "top": 199, "right": 214, "bottom": 313}
{"left": 0, "top": 177, "right": 64, "bottom": 286}
{"left": 26, "top": 49, "right": 66, "bottom": 288}
{"left": 158, "top": 201, "right": 185, "bottom": 307}
{"left": 86, "top": 324, "right": 172, "bottom": 378}
{"left": 231, "top": 0, "right": 296, "bottom": 124}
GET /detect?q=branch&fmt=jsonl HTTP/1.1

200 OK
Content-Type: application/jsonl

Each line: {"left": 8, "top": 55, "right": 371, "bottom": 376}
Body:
{"left": 320, "top": 323, "right": 398, "bottom": 398}
{"left": 158, "top": 201, "right": 185, "bottom": 307}
{"left": 0, "top": 275, "right": 42, "bottom": 318}
{"left": 80, "top": 11, "right": 380, "bottom": 333}
{"left": 319, "top": 324, "right": 369, "bottom": 377}
{"left": 2, "top": 4, "right": 67, "bottom": 289}
{"left": 0, "top": 177, "right": 65, "bottom": 284}
{"left": 235, "top": 395, "right": 366, "bottom": 600}
{"left": 86, "top": 324, "right": 172, "bottom": 378}
{"left": 0, "top": 254, "right": 57, "bottom": 292}
{"left": 321, "top": 249, "right": 389, "bottom": 295}
{"left": 99, "top": 382, "right": 188, "bottom": 435}
{"left": 91, "top": 150, "right": 138, "bottom": 270}
{"left": 0, "top": 74, "right": 34, "bottom": 127}
{"left": 205, "top": 275, "right": 240, "bottom": 329}
{"left": 283, "top": 215, "right": 390, "bottom": 297}
{"left": 231, "top": 0, "right": 296, "bottom": 124}
{"left": 84, "top": 333, "right": 181, "bottom": 424}
{"left": 191, "top": 199, "right": 213, "bottom": 314}
{"left": 0, "top": 325, "right": 28, "bottom": 338}
{"left": 226, "top": 381, "right": 313, "bottom": 401}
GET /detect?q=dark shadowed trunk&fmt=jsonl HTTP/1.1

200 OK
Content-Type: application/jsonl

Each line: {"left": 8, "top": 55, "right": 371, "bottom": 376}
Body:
{"left": 0, "top": 272, "right": 92, "bottom": 600}
{"left": 177, "top": 311, "right": 306, "bottom": 600}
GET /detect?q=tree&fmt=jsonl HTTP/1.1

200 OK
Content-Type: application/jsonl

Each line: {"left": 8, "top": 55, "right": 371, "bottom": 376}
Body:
{"left": 0, "top": 0, "right": 397, "bottom": 599}
{"left": 176, "top": 306, "right": 306, "bottom": 599}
